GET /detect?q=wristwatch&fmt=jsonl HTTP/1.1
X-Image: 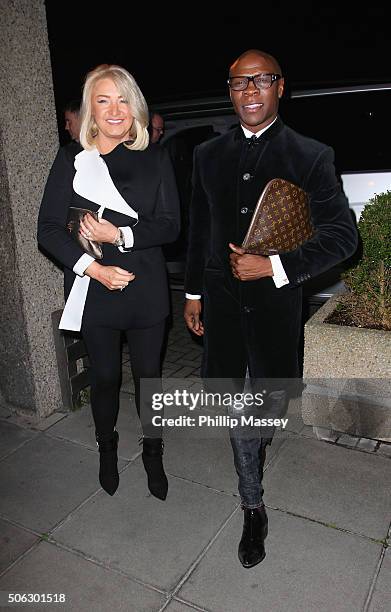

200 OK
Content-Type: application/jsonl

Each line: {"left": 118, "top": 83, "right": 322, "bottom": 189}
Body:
{"left": 113, "top": 228, "right": 125, "bottom": 247}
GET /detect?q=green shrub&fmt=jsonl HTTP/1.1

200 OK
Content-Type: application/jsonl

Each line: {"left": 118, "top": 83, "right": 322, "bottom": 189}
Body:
{"left": 340, "top": 191, "right": 391, "bottom": 330}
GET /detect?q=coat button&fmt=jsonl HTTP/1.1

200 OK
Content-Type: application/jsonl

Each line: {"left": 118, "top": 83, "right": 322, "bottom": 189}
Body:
{"left": 242, "top": 172, "right": 251, "bottom": 181}
{"left": 240, "top": 207, "right": 248, "bottom": 214}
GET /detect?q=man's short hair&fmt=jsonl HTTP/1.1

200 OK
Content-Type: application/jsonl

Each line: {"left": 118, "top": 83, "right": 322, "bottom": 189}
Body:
{"left": 64, "top": 99, "right": 81, "bottom": 114}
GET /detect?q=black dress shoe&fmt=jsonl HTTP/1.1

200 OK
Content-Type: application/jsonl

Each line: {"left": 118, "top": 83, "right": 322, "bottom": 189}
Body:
{"left": 96, "top": 430, "right": 119, "bottom": 496}
{"left": 141, "top": 437, "right": 168, "bottom": 501}
{"left": 238, "top": 505, "right": 268, "bottom": 568}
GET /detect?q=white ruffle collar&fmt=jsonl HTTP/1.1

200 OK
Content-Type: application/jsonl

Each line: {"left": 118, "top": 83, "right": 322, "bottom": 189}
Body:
{"left": 73, "top": 147, "right": 138, "bottom": 219}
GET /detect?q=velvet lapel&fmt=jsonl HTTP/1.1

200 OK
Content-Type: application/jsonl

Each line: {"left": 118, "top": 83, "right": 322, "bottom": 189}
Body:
{"left": 219, "top": 127, "right": 245, "bottom": 194}
{"left": 243, "top": 117, "right": 285, "bottom": 196}
{"left": 211, "top": 127, "right": 248, "bottom": 224}
{"left": 220, "top": 120, "right": 283, "bottom": 202}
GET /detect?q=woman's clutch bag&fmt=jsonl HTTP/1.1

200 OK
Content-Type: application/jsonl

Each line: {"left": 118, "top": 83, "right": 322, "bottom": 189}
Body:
{"left": 242, "top": 178, "right": 315, "bottom": 255}
{"left": 66, "top": 207, "right": 103, "bottom": 259}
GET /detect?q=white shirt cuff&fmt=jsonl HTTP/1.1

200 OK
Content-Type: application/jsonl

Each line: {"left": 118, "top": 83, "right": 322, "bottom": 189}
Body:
{"left": 270, "top": 255, "right": 289, "bottom": 288}
{"left": 186, "top": 293, "right": 202, "bottom": 299}
{"left": 119, "top": 226, "right": 134, "bottom": 249}
{"left": 73, "top": 253, "right": 95, "bottom": 277}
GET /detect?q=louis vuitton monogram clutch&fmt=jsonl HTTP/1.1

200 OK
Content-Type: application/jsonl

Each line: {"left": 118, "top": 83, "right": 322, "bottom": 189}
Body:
{"left": 242, "top": 178, "right": 315, "bottom": 255}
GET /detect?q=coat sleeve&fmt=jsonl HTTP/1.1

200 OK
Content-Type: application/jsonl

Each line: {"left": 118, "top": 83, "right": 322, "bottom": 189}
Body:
{"left": 184, "top": 145, "right": 210, "bottom": 294}
{"left": 131, "top": 147, "right": 180, "bottom": 250}
{"left": 279, "top": 146, "right": 358, "bottom": 287}
{"left": 37, "top": 147, "right": 87, "bottom": 270}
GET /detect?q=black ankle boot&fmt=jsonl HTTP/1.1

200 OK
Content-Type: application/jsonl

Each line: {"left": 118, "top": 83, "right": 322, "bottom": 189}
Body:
{"left": 141, "top": 437, "right": 168, "bottom": 501}
{"left": 96, "top": 430, "right": 119, "bottom": 496}
{"left": 238, "top": 505, "right": 268, "bottom": 568}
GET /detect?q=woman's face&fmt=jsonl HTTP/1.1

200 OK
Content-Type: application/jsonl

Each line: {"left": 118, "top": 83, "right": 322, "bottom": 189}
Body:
{"left": 91, "top": 77, "right": 134, "bottom": 151}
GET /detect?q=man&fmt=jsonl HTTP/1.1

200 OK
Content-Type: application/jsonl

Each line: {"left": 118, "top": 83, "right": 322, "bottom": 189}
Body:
{"left": 64, "top": 99, "right": 81, "bottom": 142}
{"left": 149, "top": 112, "right": 165, "bottom": 143}
{"left": 184, "top": 49, "right": 357, "bottom": 568}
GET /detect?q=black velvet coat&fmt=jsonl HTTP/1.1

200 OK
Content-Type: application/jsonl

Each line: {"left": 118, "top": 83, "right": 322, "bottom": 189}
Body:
{"left": 185, "top": 118, "right": 358, "bottom": 380}
{"left": 38, "top": 142, "right": 180, "bottom": 330}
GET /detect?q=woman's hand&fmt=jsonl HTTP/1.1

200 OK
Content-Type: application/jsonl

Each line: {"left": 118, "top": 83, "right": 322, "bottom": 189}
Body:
{"left": 80, "top": 213, "right": 119, "bottom": 244}
{"left": 85, "top": 261, "right": 135, "bottom": 291}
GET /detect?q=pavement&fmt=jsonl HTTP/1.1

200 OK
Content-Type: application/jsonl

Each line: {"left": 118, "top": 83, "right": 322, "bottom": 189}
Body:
{"left": 0, "top": 290, "right": 390, "bottom": 612}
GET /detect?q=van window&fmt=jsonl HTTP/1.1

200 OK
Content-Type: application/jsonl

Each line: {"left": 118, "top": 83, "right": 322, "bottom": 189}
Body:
{"left": 279, "top": 90, "right": 391, "bottom": 173}
{"left": 162, "top": 125, "right": 222, "bottom": 263}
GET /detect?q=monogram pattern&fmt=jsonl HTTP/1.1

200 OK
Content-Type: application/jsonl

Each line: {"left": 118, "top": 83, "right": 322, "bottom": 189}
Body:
{"left": 242, "top": 178, "right": 315, "bottom": 255}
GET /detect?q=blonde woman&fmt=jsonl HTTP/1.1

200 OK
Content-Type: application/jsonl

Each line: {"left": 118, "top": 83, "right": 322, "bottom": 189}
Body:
{"left": 38, "top": 64, "right": 180, "bottom": 500}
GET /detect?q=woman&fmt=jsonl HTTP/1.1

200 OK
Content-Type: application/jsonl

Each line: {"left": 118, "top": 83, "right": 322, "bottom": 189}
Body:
{"left": 38, "top": 64, "right": 180, "bottom": 500}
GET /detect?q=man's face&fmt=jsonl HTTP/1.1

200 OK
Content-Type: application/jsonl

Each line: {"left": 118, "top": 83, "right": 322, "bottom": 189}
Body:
{"left": 64, "top": 110, "right": 81, "bottom": 141}
{"left": 229, "top": 52, "right": 284, "bottom": 133}
{"left": 151, "top": 114, "right": 164, "bottom": 143}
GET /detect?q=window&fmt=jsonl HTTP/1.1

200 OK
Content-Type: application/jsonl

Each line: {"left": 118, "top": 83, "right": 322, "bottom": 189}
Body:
{"left": 279, "top": 90, "right": 391, "bottom": 173}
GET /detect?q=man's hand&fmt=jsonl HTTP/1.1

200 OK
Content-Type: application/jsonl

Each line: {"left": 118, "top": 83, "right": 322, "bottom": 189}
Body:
{"left": 229, "top": 243, "right": 273, "bottom": 281}
{"left": 184, "top": 299, "right": 204, "bottom": 336}
{"left": 80, "top": 213, "right": 118, "bottom": 244}
{"left": 85, "top": 261, "right": 135, "bottom": 291}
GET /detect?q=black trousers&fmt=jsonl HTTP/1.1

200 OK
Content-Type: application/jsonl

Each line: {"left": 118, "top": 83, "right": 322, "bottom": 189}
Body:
{"left": 81, "top": 319, "right": 166, "bottom": 441}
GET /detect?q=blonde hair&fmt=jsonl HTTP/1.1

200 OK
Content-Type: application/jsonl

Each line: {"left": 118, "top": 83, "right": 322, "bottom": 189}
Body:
{"left": 79, "top": 64, "right": 149, "bottom": 151}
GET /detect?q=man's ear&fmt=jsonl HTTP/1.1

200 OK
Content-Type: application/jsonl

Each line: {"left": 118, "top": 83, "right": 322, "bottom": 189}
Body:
{"left": 278, "top": 77, "right": 285, "bottom": 99}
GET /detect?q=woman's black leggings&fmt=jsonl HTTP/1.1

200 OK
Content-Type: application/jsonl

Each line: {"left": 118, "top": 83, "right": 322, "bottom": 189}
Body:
{"left": 82, "top": 320, "right": 166, "bottom": 440}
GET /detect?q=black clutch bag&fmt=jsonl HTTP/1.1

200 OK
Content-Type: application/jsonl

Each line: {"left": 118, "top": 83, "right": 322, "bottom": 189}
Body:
{"left": 66, "top": 207, "right": 103, "bottom": 259}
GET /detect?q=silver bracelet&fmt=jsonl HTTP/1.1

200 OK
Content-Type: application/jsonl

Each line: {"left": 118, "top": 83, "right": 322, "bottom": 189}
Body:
{"left": 113, "top": 228, "right": 125, "bottom": 247}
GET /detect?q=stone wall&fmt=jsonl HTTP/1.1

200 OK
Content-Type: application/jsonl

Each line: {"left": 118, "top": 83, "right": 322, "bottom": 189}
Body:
{"left": 0, "top": 0, "right": 63, "bottom": 417}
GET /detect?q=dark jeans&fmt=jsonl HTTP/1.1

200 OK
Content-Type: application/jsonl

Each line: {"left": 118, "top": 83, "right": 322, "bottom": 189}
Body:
{"left": 228, "top": 387, "right": 288, "bottom": 508}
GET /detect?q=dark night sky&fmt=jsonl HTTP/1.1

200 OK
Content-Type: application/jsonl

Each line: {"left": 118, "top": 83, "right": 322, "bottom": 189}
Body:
{"left": 44, "top": 4, "right": 390, "bottom": 139}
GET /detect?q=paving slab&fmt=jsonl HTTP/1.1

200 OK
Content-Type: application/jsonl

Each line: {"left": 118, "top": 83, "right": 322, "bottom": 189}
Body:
{"left": 53, "top": 460, "right": 238, "bottom": 592}
{"left": 164, "top": 429, "right": 238, "bottom": 496}
{"left": 166, "top": 600, "right": 206, "bottom": 611}
{"left": 162, "top": 364, "right": 186, "bottom": 377}
{"left": 32, "top": 412, "right": 68, "bottom": 431}
{"left": 0, "top": 541, "right": 165, "bottom": 611}
{"left": 0, "top": 420, "right": 38, "bottom": 460}
{"left": 0, "top": 435, "right": 126, "bottom": 532}
{"left": 0, "top": 402, "right": 13, "bottom": 419}
{"left": 164, "top": 426, "right": 289, "bottom": 497}
{"left": 120, "top": 368, "right": 135, "bottom": 394}
{"left": 284, "top": 396, "right": 306, "bottom": 434}
{"left": 311, "top": 426, "right": 339, "bottom": 442}
{"left": 299, "top": 425, "right": 318, "bottom": 438}
{"left": 179, "top": 508, "right": 381, "bottom": 612}
{"left": 47, "top": 394, "right": 142, "bottom": 460}
{"left": 356, "top": 438, "right": 378, "bottom": 452}
{"left": 0, "top": 519, "right": 39, "bottom": 573}
{"left": 338, "top": 434, "right": 360, "bottom": 448}
{"left": 369, "top": 548, "right": 391, "bottom": 612}
{"left": 378, "top": 443, "right": 391, "bottom": 458}
{"left": 263, "top": 436, "right": 391, "bottom": 539}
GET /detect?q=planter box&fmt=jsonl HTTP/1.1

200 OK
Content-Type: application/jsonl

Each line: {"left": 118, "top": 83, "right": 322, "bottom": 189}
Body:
{"left": 302, "top": 295, "right": 391, "bottom": 441}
